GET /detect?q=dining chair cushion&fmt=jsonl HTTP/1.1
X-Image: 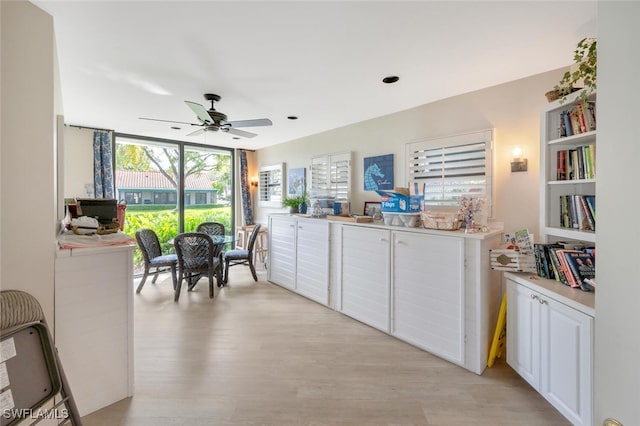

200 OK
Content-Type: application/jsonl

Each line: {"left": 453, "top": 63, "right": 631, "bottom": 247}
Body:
{"left": 150, "top": 253, "right": 178, "bottom": 266}
{"left": 223, "top": 249, "right": 249, "bottom": 260}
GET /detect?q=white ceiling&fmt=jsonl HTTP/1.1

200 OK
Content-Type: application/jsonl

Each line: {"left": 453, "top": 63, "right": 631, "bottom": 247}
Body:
{"left": 34, "top": 1, "right": 597, "bottom": 150}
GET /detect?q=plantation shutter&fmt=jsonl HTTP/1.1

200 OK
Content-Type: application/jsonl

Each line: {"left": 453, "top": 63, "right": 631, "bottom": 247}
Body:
{"left": 309, "top": 152, "right": 351, "bottom": 201}
{"left": 406, "top": 130, "right": 493, "bottom": 213}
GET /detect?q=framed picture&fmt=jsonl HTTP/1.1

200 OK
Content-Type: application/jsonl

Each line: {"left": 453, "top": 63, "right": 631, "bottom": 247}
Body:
{"left": 287, "top": 167, "right": 306, "bottom": 195}
{"left": 364, "top": 201, "right": 382, "bottom": 217}
{"left": 364, "top": 154, "right": 394, "bottom": 191}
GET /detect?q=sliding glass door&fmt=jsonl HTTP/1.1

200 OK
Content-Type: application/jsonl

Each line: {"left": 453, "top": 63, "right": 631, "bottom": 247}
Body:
{"left": 115, "top": 134, "right": 233, "bottom": 273}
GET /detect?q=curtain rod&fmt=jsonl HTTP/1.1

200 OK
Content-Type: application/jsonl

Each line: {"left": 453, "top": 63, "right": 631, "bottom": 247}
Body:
{"left": 66, "top": 124, "right": 114, "bottom": 133}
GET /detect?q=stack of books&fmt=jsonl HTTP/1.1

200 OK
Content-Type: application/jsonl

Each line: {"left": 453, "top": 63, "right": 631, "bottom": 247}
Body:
{"left": 533, "top": 242, "right": 596, "bottom": 291}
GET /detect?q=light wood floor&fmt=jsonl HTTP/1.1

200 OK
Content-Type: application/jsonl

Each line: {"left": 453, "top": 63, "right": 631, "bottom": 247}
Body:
{"left": 82, "top": 265, "right": 569, "bottom": 426}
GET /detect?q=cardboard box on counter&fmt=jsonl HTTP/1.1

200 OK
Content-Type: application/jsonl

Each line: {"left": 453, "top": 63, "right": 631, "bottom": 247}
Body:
{"left": 376, "top": 183, "right": 425, "bottom": 213}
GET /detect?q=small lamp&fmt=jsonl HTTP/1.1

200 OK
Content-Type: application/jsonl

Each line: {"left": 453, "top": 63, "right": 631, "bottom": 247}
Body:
{"left": 511, "top": 147, "right": 528, "bottom": 172}
{"left": 250, "top": 176, "right": 258, "bottom": 187}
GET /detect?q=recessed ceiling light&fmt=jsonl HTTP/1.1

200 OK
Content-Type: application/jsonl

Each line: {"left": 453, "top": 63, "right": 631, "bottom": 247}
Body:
{"left": 287, "top": 116, "right": 298, "bottom": 120}
{"left": 382, "top": 76, "right": 400, "bottom": 84}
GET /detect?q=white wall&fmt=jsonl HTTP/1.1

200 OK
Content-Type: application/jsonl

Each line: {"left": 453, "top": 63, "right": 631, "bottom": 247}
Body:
{"left": 595, "top": 2, "right": 640, "bottom": 424}
{"left": 255, "top": 69, "right": 563, "bottom": 236}
{"left": 1, "top": 1, "right": 56, "bottom": 321}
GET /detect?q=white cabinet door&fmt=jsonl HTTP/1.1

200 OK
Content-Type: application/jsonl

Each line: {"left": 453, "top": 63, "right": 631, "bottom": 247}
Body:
{"left": 340, "top": 225, "right": 390, "bottom": 332}
{"left": 540, "top": 296, "right": 593, "bottom": 426}
{"left": 295, "top": 219, "right": 329, "bottom": 305}
{"left": 392, "top": 231, "right": 464, "bottom": 365}
{"left": 268, "top": 216, "right": 296, "bottom": 290}
{"left": 506, "top": 279, "right": 540, "bottom": 389}
{"left": 506, "top": 278, "right": 593, "bottom": 426}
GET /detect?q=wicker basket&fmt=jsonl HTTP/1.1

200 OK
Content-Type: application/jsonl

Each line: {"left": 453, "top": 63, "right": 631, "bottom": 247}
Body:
{"left": 421, "top": 211, "right": 462, "bottom": 231}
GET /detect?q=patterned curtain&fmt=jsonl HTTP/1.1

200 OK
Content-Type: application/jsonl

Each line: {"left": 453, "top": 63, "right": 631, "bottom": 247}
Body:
{"left": 239, "top": 150, "right": 254, "bottom": 226}
{"left": 93, "top": 130, "right": 114, "bottom": 198}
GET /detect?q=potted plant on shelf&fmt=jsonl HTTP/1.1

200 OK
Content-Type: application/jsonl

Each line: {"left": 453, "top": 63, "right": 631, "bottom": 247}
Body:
{"left": 282, "top": 192, "right": 308, "bottom": 214}
{"left": 548, "top": 37, "right": 597, "bottom": 104}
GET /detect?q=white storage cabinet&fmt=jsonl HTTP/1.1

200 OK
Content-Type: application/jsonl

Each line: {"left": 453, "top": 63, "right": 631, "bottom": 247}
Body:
{"left": 268, "top": 215, "right": 330, "bottom": 305}
{"left": 506, "top": 274, "right": 593, "bottom": 426}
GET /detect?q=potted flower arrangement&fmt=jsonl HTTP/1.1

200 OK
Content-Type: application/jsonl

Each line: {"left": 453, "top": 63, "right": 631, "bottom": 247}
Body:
{"left": 282, "top": 191, "right": 308, "bottom": 214}
{"left": 548, "top": 37, "right": 597, "bottom": 105}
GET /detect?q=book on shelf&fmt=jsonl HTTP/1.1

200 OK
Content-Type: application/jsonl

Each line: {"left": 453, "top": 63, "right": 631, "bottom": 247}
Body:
{"left": 563, "top": 251, "right": 596, "bottom": 291}
{"left": 579, "top": 195, "right": 596, "bottom": 231}
{"left": 559, "top": 195, "right": 596, "bottom": 231}
{"left": 562, "top": 111, "right": 573, "bottom": 137}
{"left": 569, "top": 109, "right": 582, "bottom": 136}
{"left": 556, "top": 249, "right": 583, "bottom": 287}
{"left": 557, "top": 102, "right": 596, "bottom": 138}
{"left": 554, "top": 145, "right": 595, "bottom": 181}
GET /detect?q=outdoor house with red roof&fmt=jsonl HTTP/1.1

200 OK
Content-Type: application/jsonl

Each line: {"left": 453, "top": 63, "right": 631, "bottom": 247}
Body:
{"left": 116, "top": 170, "right": 217, "bottom": 205}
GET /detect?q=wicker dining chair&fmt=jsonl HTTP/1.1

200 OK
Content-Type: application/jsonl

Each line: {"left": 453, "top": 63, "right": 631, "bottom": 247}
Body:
{"left": 135, "top": 228, "right": 177, "bottom": 294}
{"left": 224, "top": 224, "right": 261, "bottom": 283}
{"left": 196, "top": 221, "right": 226, "bottom": 261}
{"left": 173, "top": 232, "right": 222, "bottom": 302}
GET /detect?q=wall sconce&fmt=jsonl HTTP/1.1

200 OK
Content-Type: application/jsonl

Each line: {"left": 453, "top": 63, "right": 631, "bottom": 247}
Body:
{"left": 250, "top": 176, "right": 258, "bottom": 187}
{"left": 511, "top": 147, "right": 528, "bottom": 172}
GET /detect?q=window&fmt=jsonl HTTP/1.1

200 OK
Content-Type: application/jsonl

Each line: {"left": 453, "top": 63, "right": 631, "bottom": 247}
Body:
{"left": 406, "top": 130, "right": 493, "bottom": 215}
{"left": 258, "top": 163, "right": 284, "bottom": 207}
{"left": 309, "top": 152, "right": 351, "bottom": 201}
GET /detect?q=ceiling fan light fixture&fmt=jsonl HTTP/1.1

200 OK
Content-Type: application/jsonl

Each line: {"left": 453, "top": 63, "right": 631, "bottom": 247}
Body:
{"left": 382, "top": 75, "right": 400, "bottom": 84}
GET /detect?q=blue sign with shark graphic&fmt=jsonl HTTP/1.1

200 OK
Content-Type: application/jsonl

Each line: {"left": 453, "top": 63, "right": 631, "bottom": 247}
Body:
{"left": 364, "top": 154, "right": 393, "bottom": 191}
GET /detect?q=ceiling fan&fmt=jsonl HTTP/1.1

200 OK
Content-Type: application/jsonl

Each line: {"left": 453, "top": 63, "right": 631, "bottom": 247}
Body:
{"left": 140, "top": 93, "right": 272, "bottom": 138}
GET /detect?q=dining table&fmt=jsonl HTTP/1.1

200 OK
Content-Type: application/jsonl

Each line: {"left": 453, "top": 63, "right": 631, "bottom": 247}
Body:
{"left": 169, "top": 234, "right": 237, "bottom": 287}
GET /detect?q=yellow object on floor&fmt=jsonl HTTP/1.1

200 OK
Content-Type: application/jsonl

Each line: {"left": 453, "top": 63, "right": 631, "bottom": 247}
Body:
{"left": 488, "top": 291, "right": 507, "bottom": 367}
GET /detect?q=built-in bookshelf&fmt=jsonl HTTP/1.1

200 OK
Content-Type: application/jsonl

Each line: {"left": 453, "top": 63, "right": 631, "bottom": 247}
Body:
{"left": 540, "top": 89, "right": 596, "bottom": 244}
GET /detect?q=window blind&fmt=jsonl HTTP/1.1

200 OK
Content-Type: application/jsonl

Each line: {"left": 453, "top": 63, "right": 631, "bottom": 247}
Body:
{"left": 406, "top": 130, "right": 493, "bottom": 212}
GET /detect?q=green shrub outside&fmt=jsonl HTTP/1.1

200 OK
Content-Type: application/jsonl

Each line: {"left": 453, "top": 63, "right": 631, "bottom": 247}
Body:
{"left": 123, "top": 205, "right": 231, "bottom": 272}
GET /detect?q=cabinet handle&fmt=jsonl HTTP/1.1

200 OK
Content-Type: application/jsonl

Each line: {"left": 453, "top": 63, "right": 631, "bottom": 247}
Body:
{"left": 380, "top": 238, "right": 388, "bottom": 243}
{"left": 531, "top": 294, "right": 548, "bottom": 305}
{"left": 396, "top": 240, "right": 406, "bottom": 245}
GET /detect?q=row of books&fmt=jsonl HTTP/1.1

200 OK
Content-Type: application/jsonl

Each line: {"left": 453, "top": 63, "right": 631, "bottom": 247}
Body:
{"left": 533, "top": 243, "right": 596, "bottom": 291}
{"left": 556, "top": 144, "right": 595, "bottom": 180}
{"left": 560, "top": 194, "right": 596, "bottom": 231}
{"left": 559, "top": 102, "right": 596, "bottom": 137}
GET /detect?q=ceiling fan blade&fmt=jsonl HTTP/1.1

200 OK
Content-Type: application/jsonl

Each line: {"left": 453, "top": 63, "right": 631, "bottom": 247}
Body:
{"left": 224, "top": 118, "right": 272, "bottom": 128}
{"left": 139, "top": 117, "right": 200, "bottom": 126}
{"left": 186, "top": 128, "right": 205, "bottom": 137}
{"left": 224, "top": 127, "right": 257, "bottom": 138}
{"left": 185, "top": 101, "right": 213, "bottom": 125}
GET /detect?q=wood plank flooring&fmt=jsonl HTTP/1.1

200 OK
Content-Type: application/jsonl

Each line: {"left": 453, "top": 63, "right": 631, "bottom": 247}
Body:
{"left": 82, "top": 265, "right": 569, "bottom": 425}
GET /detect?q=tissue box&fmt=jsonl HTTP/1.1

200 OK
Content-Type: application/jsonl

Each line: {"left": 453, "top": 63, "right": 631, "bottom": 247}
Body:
{"left": 376, "top": 189, "right": 423, "bottom": 213}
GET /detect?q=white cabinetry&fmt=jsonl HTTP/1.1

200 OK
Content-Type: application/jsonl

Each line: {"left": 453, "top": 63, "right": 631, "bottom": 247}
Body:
{"left": 268, "top": 215, "right": 296, "bottom": 290}
{"left": 506, "top": 274, "right": 593, "bottom": 426}
{"left": 540, "top": 89, "right": 596, "bottom": 244}
{"left": 337, "top": 224, "right": 500, "bottom": 374}
{"left": 54, "top": 244, "right": 135, "bottom": 417}
{"left": 268, "top": 215, "right": 330, "bottom": 305}
{"left": 392, "top": 231, "right": 464, "bottom": 365}
{"left": 295, "top": 219, "right": 330, "bottom": 304}
{"left": 340, "top": 225, "right": 390, "bottom": 332}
